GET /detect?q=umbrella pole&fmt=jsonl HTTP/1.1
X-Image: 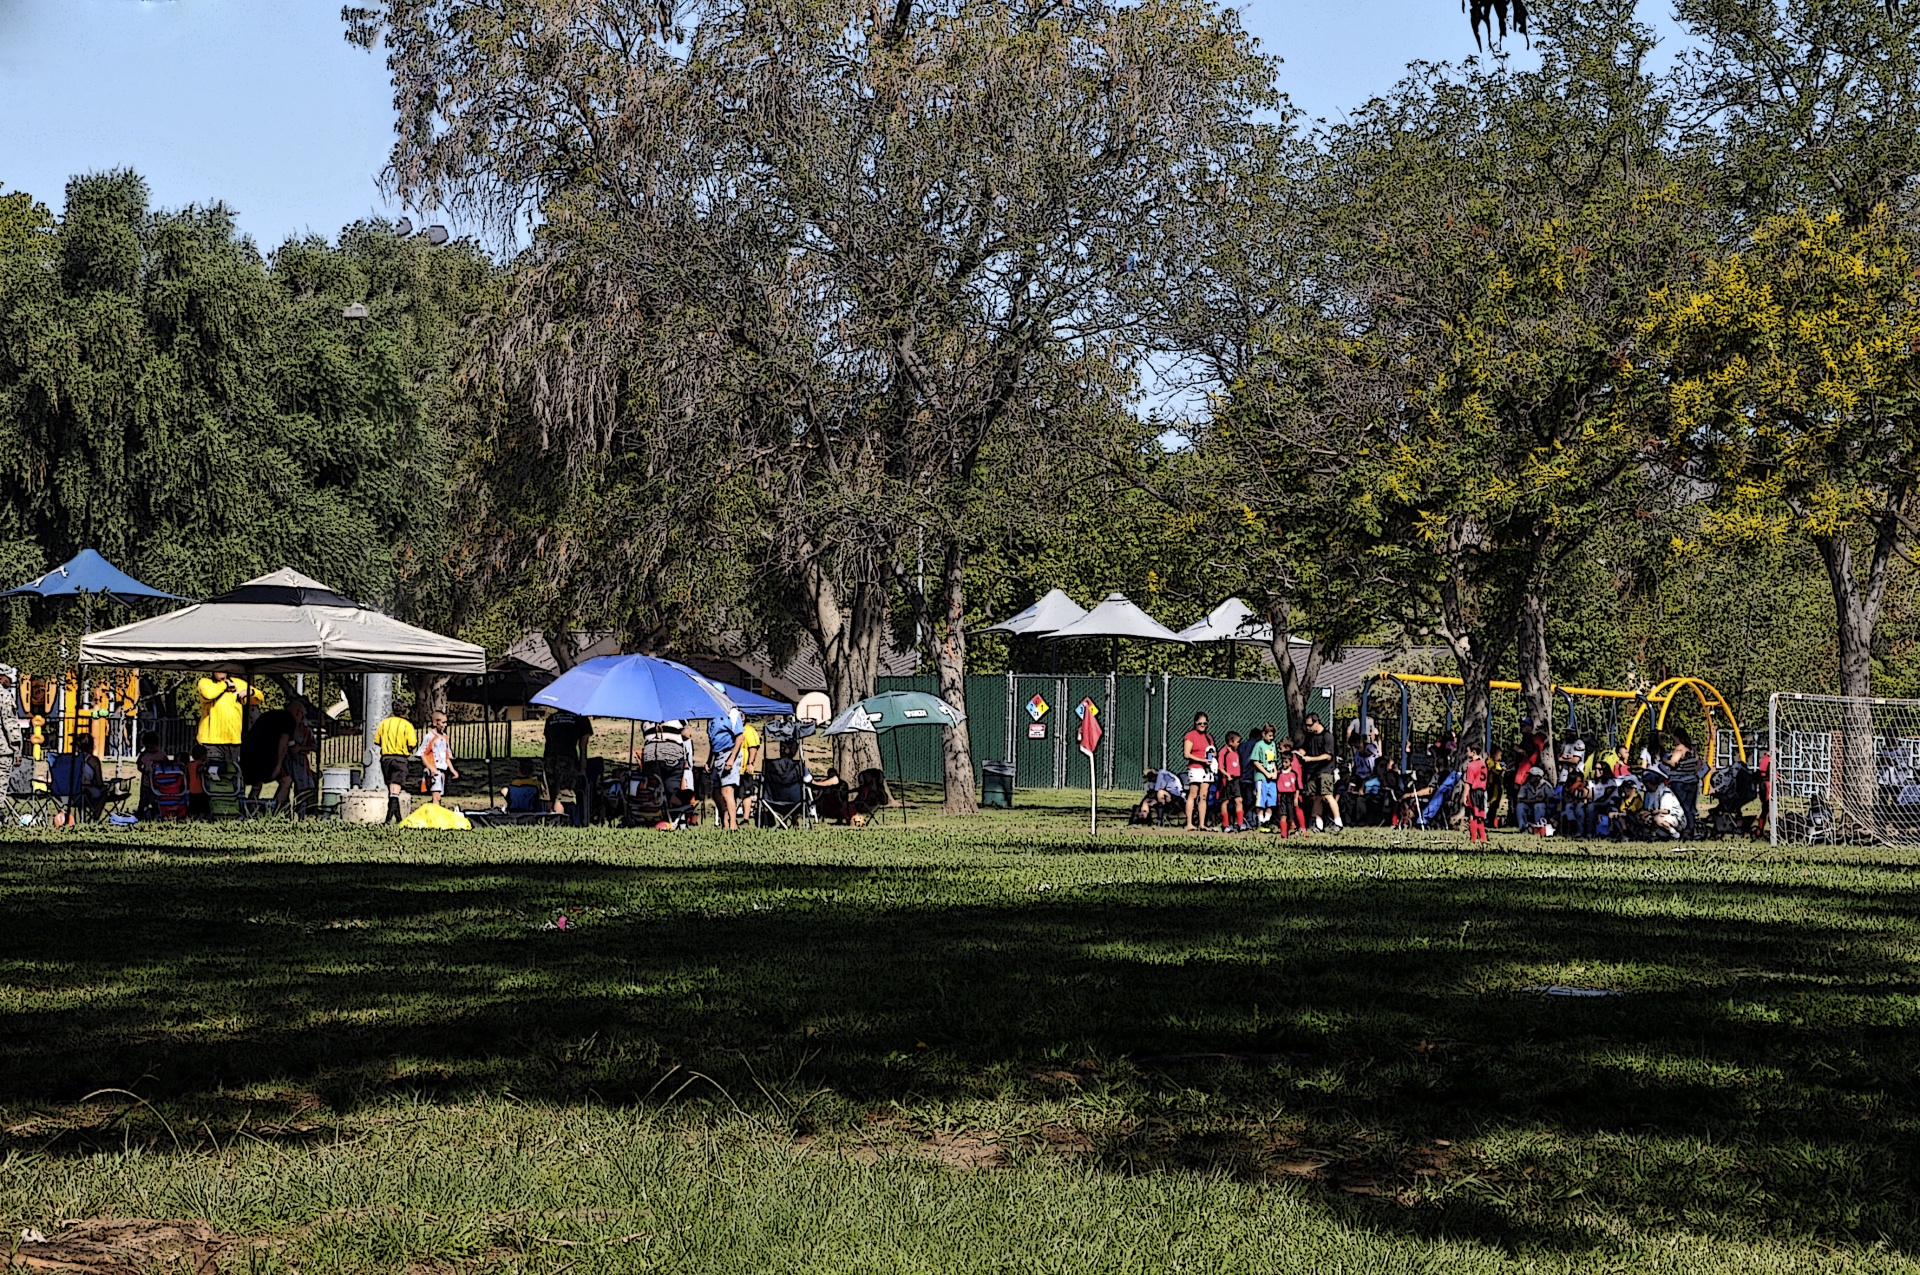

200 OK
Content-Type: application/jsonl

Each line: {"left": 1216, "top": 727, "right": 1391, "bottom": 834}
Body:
{"left": 890, "top": 728, "right": 905, "bottom": 827}
{"left": 486, "top": 675, "right": 496, "bottom": 810}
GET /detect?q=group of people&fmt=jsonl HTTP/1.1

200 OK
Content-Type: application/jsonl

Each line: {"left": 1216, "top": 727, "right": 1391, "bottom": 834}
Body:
{"left": 1135, "top": 706, "right": 1730, "bottom": 842}
{"left": 533, "top": 707, "right": 872, "bottom": 828}
{"left": 1135, "top": 710, "right": 1345, "bottom": 834}
{"left": 1359, "top": 720, "right": 1722, "bottom": 841}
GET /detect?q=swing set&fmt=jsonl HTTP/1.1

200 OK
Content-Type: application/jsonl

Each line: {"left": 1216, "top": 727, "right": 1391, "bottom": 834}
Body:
{"left": 1358, "top": 673, "right": 1747, "bottom": 771}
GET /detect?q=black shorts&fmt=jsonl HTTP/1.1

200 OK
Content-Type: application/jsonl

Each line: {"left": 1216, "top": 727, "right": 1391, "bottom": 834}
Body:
{"left": 381, "top": 755, "right": 411, "bottom": 789}
{"left": 1468, "top": 788, "right": 1488, "bottom": 815}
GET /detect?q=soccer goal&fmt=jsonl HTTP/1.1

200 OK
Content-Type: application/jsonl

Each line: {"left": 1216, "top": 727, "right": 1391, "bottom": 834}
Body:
{"left": 1769, "top": 693, "right": 1920, "bottom": 845}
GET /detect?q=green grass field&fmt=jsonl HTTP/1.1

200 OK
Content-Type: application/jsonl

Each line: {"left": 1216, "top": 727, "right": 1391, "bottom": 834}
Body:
{"left": 3, "top": 792, "right": 1918, "bottom": 1272}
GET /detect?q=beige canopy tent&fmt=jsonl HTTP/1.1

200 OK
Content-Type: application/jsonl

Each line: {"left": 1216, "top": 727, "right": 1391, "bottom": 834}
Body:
{"left": 78, "top": 569, "right": 485, "bottom": 674}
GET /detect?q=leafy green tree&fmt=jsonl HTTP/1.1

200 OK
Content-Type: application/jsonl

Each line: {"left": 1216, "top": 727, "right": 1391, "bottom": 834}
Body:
{"left": 0, "top": 172, "right": 491, "bottom": 698}
{"left": 1246, "top": 3, "right": 1701, "bottom": 757}
{"left": 361, "top": 0, "right": 1272, "bottom": 797}
{"left": 1643, "top": 205, "right": 1920, "bottom": 822}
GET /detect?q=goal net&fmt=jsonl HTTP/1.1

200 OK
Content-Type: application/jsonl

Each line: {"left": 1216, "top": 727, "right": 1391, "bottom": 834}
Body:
{"left": 1769, "top": 693, "right": 1920, "bottom": 845}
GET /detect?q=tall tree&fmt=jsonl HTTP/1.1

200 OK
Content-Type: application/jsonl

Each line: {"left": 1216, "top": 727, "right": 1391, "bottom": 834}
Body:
{"left": 1643, "top": 206, "right": 1920, "bottom": 826}
{"left": 360, "top": 0, "right": 1271, "bottom": 793}
{"left": 0, "top": 171, "right": 492, "bottom": 695}
{"left": 1292, "top": 2, "right": 1698, "bottom": 755}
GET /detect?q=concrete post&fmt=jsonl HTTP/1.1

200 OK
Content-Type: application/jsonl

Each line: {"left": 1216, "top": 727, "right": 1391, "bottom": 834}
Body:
{"left": 360, "top": 672, "right": 392, "bottom": 789}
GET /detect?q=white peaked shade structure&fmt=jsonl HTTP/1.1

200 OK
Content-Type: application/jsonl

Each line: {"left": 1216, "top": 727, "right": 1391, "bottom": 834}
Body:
{"left": 1044, "top": 593, "right": 1189, "bottom": 644}
{"left": 983, "top": 588, "right": 1091, "bottom": 637}
{"left": 78, "top": 569, "right": 486, "bottom": 674}
{"left": 1176, "top": 598, "right": 1275, "bottom": 646}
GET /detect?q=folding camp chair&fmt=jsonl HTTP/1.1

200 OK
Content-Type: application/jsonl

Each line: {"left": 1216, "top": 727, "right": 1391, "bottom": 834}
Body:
{"left": 851, "top": 768, "right": 892, "bottom": 825}
{"left": 202, "top": 762, "right": 244, "bottom": 818}
{"left": 145, "top": 762, "right": 191, "bottom": 821}
{"left": 40, "top": 753, "right": 115, "bottom": 825}
{"left": 0, "top": 756, "right": 39, "bottom": 826}
{"left": 757, "top": 757, "right": 813, "bottom": 830}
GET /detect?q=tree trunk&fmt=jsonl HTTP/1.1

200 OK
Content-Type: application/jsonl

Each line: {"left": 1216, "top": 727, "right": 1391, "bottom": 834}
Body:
{"left": 1515, "top": 581, "right": 1556, "bottom": 783}
{"left": 544, "top": 630, "right": 592, "bottom": 674}
{"left": 410, "top": 673, "right": 452, "bottom": 720}
{"left": 1439, "top": 522, "right": 1513, "bottom": 760}
{"left": 934, "top": 540, "right": 977, "bottom": 814}
{"left": 806, "top": 562, "right": 885, "bottom": 778}
{"left": 1815, "top": 529, "right": 1891, "bottom": 836}
{"left": 1266, "top": 599, "right": 1331, "bottom": 737}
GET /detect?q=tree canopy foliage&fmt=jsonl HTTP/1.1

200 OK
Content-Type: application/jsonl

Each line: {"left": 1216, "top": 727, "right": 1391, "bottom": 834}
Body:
{"left": 14, "top": 0, "right": 1920, "bottom": 789}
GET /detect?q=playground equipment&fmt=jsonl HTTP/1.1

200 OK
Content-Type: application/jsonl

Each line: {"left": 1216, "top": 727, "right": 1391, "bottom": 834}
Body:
{"left": 1358, "top": 673, "right": 1746, "bottom": 771}
{"left": 1621, "top": 677, "right": 1747, "bottom": 768}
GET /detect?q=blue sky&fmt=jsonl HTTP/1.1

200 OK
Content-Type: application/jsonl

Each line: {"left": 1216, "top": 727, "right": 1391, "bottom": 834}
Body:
{"left": 0, "top": 0, "right": 1677, "bottom": 249}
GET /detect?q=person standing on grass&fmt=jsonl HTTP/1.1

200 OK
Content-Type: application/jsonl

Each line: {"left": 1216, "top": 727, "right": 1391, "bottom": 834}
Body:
{"left": 241, "top": 700, "right": 298, "bottom": 806}
{"left": 543, "top": 710, "right": 593, "bottom": 820}
{"left": 736, "top": 717, "right": 763, "bottom": 824}
{"left": 0, "top": 665, "right": 21, "bottom": 799}
{"left": 1218, "top": 731, "right": 1245, "bottom": 832}
{"left": 417, "top": 711, "right": 460, "bottom": 805}
{"left": 1298, "top": 712, "right": 1341, "bottom": 833}
{"left": 1182, "top": 712, "right": 1215, "bottom": 832}
{"left": 712, "top": 707, "right": 745, "bottom": 830}
{"left": 1252, "top": 724, "right": 1282, "bottom": 835}
{"left": 1463, "top": 742, "right": 1490, "bottom": 843}
{"left": 1237, "top": 727, "right": 1260, "bottom": 827}
{"left": 195, "top": 664, "right": 262, "bottom": 773}
{"left": 376, "top": 707, "right": 418, "bottom": 824}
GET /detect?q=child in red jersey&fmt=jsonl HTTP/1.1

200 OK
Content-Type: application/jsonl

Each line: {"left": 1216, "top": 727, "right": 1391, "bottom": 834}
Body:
{"left": 1463, "top": 741, "right": 1490, "bottom": 843}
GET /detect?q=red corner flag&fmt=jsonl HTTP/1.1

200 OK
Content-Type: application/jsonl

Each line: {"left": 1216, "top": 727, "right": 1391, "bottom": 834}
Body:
{"left": 1077, "top": 698, "right": 1102, "bottom": 757}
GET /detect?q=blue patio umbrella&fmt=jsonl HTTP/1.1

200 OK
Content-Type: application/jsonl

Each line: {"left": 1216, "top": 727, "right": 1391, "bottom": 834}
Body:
{"left": 715, "top": 681, "right": 794, "bottom": 717}
{"left": 531, "top": 654, "right": 738, "bottom": 722}
{"left": 2, "top": 551, "right": 189, "bottom": 760}
{"left": 1, "top": 550, "right": 188, "bottom": 604}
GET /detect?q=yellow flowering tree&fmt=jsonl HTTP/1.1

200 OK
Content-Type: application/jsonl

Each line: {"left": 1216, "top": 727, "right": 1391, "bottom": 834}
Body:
{"left": 1644, "top": 205, "right": 1920, "bottom": 823}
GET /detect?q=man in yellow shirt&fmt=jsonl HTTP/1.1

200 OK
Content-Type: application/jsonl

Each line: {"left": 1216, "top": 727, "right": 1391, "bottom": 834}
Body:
{"left": 736, "top": 720, "right": 762, "bottom": 823}
{"left": 196, "top": 665, "right": 263, "bottom": 771}
{"left": 375, "top": 710, "right": 419, "bottom": 823}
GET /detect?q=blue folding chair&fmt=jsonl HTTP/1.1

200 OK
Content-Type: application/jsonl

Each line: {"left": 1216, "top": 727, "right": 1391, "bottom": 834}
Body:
{"left": 41, "top": 753, "right": 112, "bottom": 825}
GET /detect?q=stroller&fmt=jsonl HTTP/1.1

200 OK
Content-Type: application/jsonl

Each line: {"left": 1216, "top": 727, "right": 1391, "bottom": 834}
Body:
{"left": 622, "top": 768, "right": 698, "bottom": 829}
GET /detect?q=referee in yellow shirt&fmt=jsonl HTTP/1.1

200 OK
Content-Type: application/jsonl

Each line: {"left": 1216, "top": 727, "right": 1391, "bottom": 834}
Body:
{"left": 375, "top": 709, "right": 419, "bottom": 824}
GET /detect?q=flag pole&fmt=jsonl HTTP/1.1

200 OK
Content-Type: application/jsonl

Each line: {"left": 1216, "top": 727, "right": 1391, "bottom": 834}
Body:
{"left": 1077, "top": 696, "right": 1102, "bottom": 837}
{"left": 1089, "top": 760, "right": 1097, "bottom": 836}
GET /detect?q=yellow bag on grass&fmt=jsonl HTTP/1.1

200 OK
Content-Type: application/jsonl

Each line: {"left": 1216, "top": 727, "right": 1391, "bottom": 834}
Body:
{"left": 400, "top": 803, "right": 472, "bottom": 830}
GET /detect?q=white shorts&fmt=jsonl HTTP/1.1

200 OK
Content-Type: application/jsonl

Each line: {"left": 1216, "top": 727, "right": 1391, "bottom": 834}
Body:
{"left": 430, "top": 768, "right": 449, "bottom": 795}
{"left": 1187, "top": 766, "right": 1210, "bottom": 787}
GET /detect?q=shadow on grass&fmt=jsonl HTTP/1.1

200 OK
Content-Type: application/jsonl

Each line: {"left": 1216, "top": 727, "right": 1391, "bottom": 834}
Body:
{"left": 2, "top": 833, "right": 1917, "bottom": 1251}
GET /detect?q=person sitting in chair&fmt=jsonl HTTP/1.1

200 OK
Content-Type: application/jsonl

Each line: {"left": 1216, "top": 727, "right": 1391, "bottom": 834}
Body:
{"left": 811, "top": 764, "right": 852, "bottom": 824}
{"left": 61, "top": 734, "right": 106, "bottom": 825}
{"left": 503, "top": 760, "right": 548, "bottom": 813}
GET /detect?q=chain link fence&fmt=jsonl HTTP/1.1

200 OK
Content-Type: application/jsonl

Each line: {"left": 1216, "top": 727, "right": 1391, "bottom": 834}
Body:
{"left": 877, "top": 673, "right": 1331, "bottom": 789}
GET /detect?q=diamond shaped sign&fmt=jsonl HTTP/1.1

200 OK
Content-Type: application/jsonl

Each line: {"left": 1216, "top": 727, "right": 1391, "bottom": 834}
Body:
{"left": 1026, "top": 693, "right": 1050, "bottom": 721}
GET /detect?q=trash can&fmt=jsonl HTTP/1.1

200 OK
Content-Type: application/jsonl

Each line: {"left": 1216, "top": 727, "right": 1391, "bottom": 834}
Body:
{"left": 981, "top": 759, "right": 1015, "bottom": 810}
